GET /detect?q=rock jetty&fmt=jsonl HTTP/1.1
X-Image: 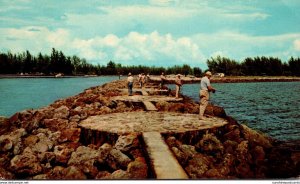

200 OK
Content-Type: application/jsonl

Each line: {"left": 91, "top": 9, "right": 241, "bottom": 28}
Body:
{"left": 0, "top": 78, "right": 299, "bottom": 179}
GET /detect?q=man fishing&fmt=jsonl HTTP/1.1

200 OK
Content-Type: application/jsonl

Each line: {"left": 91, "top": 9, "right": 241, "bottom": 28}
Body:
{"left": 199, "top": 71, "right": 216, "bottom": 120}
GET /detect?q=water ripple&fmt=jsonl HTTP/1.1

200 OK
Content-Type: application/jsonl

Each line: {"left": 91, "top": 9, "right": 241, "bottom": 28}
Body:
{"left": 177, "top": 81, "right": 300, "bottom": 141}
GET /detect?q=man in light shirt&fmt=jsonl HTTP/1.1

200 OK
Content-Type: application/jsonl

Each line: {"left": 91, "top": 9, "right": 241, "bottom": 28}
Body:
{"left": 199, "top": 71, "right": 216, "bottom": 120}
{"left": 127, "top": 73, "right": 134, "bottom": 96}
{"left": 175, "top": 74, "right": 182, "bottom": 98}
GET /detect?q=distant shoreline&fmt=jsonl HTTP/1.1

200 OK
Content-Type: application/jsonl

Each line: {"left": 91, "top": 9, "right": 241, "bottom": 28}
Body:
{"left": 0, "top": 74, "right": 102, "bottom": 78}
{"left": 150, "top": 75, "right": 300, "bottom": 84}
{"left": 1, "top": 74, "right": 300, "bottom": 83}
{"left": 210, "top": 76, "right": 300, "bottom": 83}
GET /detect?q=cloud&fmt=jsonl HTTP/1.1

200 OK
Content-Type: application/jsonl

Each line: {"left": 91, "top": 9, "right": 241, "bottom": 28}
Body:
{"left": 294, "top": 39, "right": 300, "bottom": 51}
{"left": 148, "top": 0, "right": 178, "bottom": 6}
{"left": 70, "top": 31, "right": 205, "bottom": 66}
{"left": 1, "top": 25, "right": 299, "bottom": 69}
{"left": 193, "top": 31, "right": 300, "bottom": 61}
{"left": 0, "top": 26, "right": 205, "bottom": 66}
{"left": 222, "top": 12, "right": 269, "bottom": 21}
{"left": 0, "top": 26, "right": 71, "bottom": 55}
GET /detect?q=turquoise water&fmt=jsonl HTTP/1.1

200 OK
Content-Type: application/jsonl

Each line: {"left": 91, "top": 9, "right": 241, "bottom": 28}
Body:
{"left": 1, "top": 77, "right": 299, "bottom": 141}
{"left": 0, "top": 76, "right": 119, "bottom": 117}
{"left": 169, "top": 82, "right": 300, "bottom": 141}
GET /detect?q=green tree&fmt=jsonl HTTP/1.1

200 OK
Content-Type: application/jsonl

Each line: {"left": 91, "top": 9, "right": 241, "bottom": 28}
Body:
{"left": 288, "top": 57, "right": 300, "bottom": 76}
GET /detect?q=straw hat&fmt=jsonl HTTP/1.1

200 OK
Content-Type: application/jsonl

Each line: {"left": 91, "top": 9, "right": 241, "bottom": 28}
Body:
{"left": 205, "top": 71, "right": 212, "bottom": 76}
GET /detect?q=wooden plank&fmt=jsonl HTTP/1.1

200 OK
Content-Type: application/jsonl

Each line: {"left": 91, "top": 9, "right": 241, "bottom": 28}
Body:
{"left": 112, "top": 95, "right": 183, "bottom": 103}
{"left": 142, "top": 101, "right": 158, "bottom": 111}
{"left": 118, "top": 88, "right": 168, "bottom": 92}
{"left": 142, "top": 132, "right": 188, "bottom": 179}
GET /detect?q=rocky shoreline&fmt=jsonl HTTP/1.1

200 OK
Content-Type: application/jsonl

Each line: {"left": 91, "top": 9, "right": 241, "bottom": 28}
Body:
{"left": 0, "top": 79, "right": 299, "bottom": 179}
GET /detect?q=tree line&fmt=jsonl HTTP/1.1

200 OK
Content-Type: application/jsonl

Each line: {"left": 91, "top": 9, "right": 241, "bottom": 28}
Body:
{"left": 207, "top": 56, "right": 300, "bottom": 76}
{"left": 0, "top": 49, "right": 201, "bottom": 76}
{"left": 1, "top": 49, "right": 300, "bottom": 76}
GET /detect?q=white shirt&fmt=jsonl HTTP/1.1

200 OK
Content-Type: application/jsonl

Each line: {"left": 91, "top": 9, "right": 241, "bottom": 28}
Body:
{"left": 200, "top": 76, "right": 210, "bottom": 90}
{"left": 127, "top": 76, "right": 134, "bottom": 83}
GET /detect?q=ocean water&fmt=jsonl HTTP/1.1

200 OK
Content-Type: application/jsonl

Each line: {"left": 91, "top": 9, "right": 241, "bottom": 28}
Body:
{"left": 169, "top": 82, "right": 300, "bottom": 141}
{"left": 1, "top": 77, "right": 299, "bottom": 141}
{"left": 0, "top": 76, "right": 119, "bottom": 117}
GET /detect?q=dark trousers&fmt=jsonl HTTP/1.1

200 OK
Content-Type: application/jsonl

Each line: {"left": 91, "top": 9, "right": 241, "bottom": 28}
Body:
{"left": 128, "top": 82, "right": 133, "bottom": 95}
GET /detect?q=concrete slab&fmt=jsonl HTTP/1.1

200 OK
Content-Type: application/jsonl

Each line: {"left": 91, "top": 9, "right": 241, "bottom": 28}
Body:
{"left": 79, "top": 111, "right": 228, "bottom": 134}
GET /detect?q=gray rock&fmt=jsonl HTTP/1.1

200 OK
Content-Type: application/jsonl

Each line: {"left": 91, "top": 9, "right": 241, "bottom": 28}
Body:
{"left": 53, "top": 105, "right": 69, "bottom": 119}
{"left": 115, "top": 134, "right": 139, "bottom": 152}
{"left": 67, "top": 146, "right": 100, "bottom": 177}
{"left": 30, "top": 133, "right": 54, "bottom": 153}
{"left": 179, "top": 144, "right": 197, "bottom": 158}
{"left": 32, "top": 174, "right": 48, "bottom": 179}
{"left": 107, "top": 149, "right": 132, "bottom": 170}
{"left": 98, "top": 143, "right": 112, "bottom": 163}
{"left": 0, "top": 128, "right": 27, "bottom": 154}
{"left": 54, "top": 145, "right": 74, "bottom": 165}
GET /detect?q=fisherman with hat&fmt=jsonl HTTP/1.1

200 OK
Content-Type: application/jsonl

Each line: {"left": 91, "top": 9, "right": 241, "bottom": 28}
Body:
{"left": 199, "top": 71, "right": 216, "bottom": 120}
{"left": 127, "top": 72, "right": 134, "bottom": 96}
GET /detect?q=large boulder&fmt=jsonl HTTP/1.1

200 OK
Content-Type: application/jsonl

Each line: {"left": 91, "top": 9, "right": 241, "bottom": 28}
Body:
{"left": 155, "top": 101, "right": 171, "bottom": 111}
{"left": 0, "top": 167, "right": 14, "bottom": 179}
{"left": 114, "top": 133, "right": 139, "bottom": 152}
{"left": 171, "top": 147, "right": 189, "bottom": 165}
{"left": 46, "top": 165, "right": 87, "bottom": 179}
{"left": 178, "top": 144, "right": 197, "bottom": 158}
{"left": 241, "top": 124, "right": 272, "bottom": 149}
{"left": 205, "top": 104, "right": 226, "bottom": 117}
{"left": 10, "top": 147, "right": 42, "bottom": 176}
{"left": 95, "top": 171, "right": 111, "bottom": 179}
{"left": 0, "top": 128, "right": 27, "bottom": 155}
{"left": 64, "top": 166, "right": 87, "bottom": 179}
{"left": 68, "top": 146, "right": 101, "bottom": 177}
{"left": 235, "top": 141, "right": 252, "bottom": 163}
{"left": 53, "top": 105, "right": 69, "bottom": 119}
{"left": 58, "top": 128, "right": 81, "bottom": 143}
{"left": 53, "top": 145, "right": 74, "bottom": 165}
{"left": 30, "top": 133, "right": 55, "bottom": 153}
{"left": 43, "top": 118, "right": 69, "bottom": 132}
{"left": 195, "top": 133, "right": 224, "bottom": 157}
{"left": 127, "top": 157, "right": 148, "bottom": 179}
{"left": 101, "top": 169, "right": 131, "bottom": 179}
{"left": 185, "top": 153, "right": 213, "bottom": 178}
{"left": 0, "top": 116, "right": 10, "bottom": 135}
{"left": 106, "top": 149, "right": 132, "bottom": 170}
{"left": 98, "top": 143, "right": 113, "bottom": 163}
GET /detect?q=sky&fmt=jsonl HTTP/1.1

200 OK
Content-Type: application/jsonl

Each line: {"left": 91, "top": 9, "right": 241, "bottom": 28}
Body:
{"left": 0, "top": 0, "right": 300, "bottom": 69}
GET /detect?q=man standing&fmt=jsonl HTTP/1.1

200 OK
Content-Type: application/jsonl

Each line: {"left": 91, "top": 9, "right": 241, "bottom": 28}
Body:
{"left": 160, "top": 72, "right": 166, "bottom": 89}
{"left": 175, "top": 74, "right": 182, "bottom": 98}
{"left": 127, "top": 73, "right": 134, "bottom": 96}
{"left": 199, "top": 71, "right": 216, "bottom": 120}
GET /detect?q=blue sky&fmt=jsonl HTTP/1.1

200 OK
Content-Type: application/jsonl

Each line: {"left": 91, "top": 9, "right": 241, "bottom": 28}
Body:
{"left": 1, "top": 0, "right": 300, "bottom": 69}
